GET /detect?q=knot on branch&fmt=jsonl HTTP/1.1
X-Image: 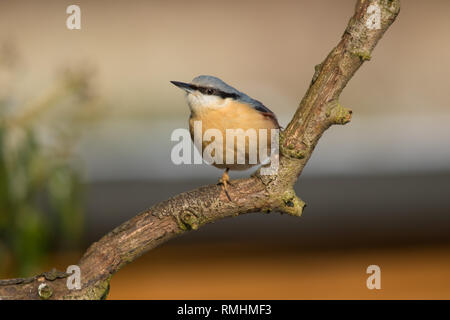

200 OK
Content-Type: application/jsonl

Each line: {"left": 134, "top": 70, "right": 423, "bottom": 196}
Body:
{"left": 282, "top": 145, "right": 307, "bottom": 160}
{"left": 326, "top": 100, "right": 352, "bottom": 125}
{"left": 279, "top": 131, "right": 307, "bottom": 160}
{"left": 176, "top": 209, "right": 201, "bottom": 231}
{"left": 277, "top": 189, "right": 306, "bottom": 217}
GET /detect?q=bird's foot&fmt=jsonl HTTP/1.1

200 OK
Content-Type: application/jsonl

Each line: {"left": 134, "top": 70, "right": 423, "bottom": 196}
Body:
{"left": 218, "top": 169, "right": 232, "bottom": 201}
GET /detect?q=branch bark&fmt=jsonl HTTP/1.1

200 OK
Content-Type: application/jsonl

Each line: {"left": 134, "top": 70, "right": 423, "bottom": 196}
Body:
{"left": 0, "top": 0, "right": 400, "bottom": 300}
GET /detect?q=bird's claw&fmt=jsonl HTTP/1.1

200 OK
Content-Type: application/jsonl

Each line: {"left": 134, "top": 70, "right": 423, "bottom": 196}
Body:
{"left": 218, "top": 169, "right": 232, "bottom": 201}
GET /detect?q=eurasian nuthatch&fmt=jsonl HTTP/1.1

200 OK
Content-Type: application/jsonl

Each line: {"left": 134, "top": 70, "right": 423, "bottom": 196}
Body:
{"left": 171, "top": 75, "right": 279, "bottom": 199}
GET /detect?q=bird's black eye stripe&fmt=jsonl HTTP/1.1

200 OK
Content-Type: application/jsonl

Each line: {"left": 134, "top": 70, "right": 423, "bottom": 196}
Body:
{"left": 220, "top": 92, "right": 239, "bottom": 99}
{"left": 197, "top": 86, "right": 239, "bottom": 99}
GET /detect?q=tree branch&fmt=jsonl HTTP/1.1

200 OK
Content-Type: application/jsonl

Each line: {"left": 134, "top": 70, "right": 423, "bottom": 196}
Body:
{"left": 0, "top": 0, "right": 400, "bottom": 300}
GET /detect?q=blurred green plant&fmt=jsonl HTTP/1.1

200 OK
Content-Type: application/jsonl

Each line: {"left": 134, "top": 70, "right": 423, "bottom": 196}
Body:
{"left": 0, "top": 41, "right": 104, "bottom": 277}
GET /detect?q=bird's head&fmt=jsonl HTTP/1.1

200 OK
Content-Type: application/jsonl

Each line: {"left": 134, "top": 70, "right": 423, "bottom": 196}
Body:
{"left": 171, "top": 75, "right": 241, "bottom": 114}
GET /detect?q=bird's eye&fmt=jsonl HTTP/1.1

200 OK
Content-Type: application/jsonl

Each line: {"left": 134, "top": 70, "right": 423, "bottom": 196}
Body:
{"left": 206, "top": 88, "right": 215, "bottom": 95}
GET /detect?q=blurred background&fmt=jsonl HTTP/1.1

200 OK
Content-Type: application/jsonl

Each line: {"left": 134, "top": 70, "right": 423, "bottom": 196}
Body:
{"left": 0, "top": 0, "right": 449, "bottom": 299}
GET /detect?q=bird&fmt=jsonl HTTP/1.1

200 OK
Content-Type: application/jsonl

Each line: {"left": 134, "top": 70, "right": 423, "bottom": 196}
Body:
{"left": 171, "top": 75, "right": 280, "bottom": 200}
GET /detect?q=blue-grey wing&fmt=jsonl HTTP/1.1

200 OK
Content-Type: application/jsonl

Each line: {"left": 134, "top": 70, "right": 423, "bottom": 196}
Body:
{"left": 237, "top": 92, "right": 280, "bottom": 128}
{"left": 252, "top": 100, "right": 273, "bottom": 113}
{"left": 250, "top": 100, "right": 280, "bottom": 129}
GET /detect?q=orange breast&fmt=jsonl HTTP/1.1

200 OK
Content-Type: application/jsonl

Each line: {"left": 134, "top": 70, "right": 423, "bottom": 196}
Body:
{"left": 189, "top": 101, "right": 278, "bottom": 170}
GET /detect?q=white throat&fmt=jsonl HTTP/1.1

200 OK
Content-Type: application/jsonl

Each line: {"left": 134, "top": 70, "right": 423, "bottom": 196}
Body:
{"left": 186, "top": 92, "right": 231, "bottom": 114}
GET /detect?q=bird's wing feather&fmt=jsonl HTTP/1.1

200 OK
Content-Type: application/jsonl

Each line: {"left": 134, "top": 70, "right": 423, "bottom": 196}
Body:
{"left": 251, "top": 100, "right": 273, "bottom": 114}
{"left": 250, "top": 100, "right": 281, "bottom": 129}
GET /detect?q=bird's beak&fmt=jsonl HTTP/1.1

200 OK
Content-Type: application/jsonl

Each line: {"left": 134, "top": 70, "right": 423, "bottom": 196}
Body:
{"left": 170, "top": 81, "right": 195, "bottom": 93}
